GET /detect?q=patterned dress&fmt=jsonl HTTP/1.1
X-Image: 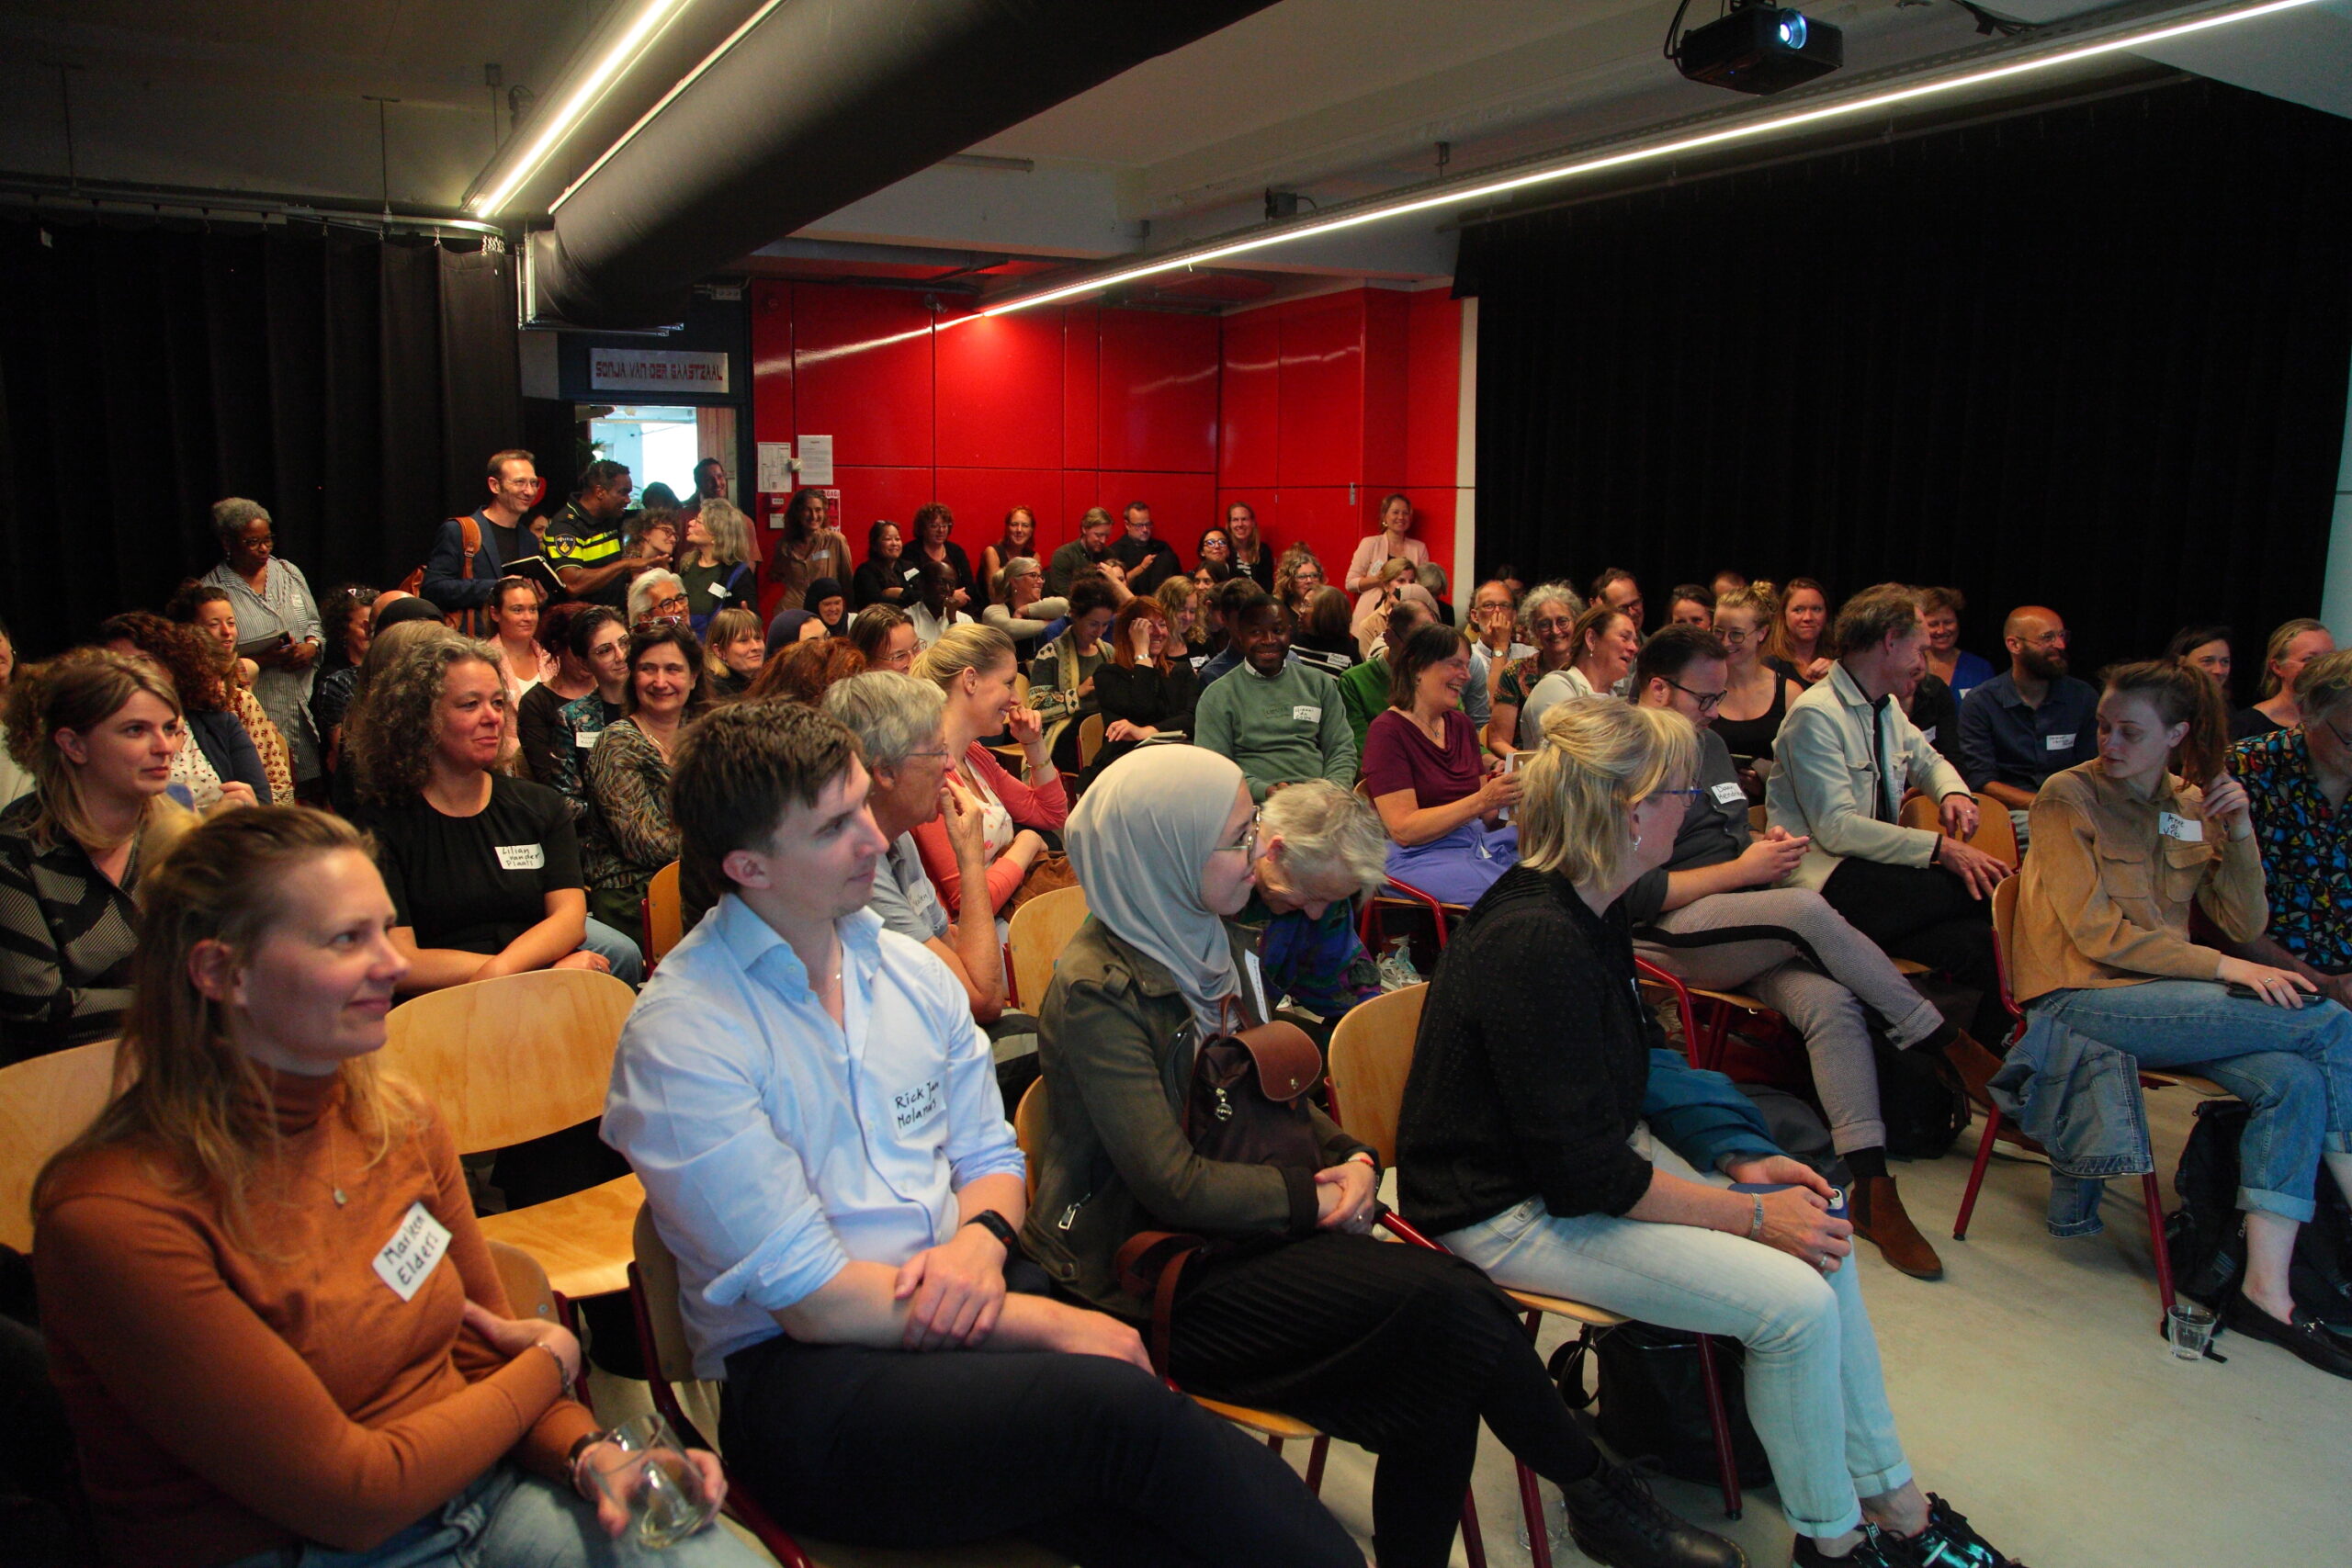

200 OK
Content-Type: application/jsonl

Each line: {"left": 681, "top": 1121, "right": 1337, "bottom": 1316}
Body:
{"left": 2233, "top": 726, "right": 2352, "bottom": 971}
{"left": 203, "top": 558, "right": 322, "bottom": 783}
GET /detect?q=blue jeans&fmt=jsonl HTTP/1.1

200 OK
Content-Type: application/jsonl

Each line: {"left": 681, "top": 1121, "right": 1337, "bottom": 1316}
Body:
{"left": 1385, "top": 821, "right": 1518, "bottom": 908}
{"left": 581, "top": 919, "right": 645, "bottom": 987}
{"left": 218, "top": 1463, "right": 763, "bottom": 1568}
{"left": 1444, "top": 1137, "right": 1909, "bottom": 1540}
{"left": 2033, "top": 981, "right": 2352, "bottom": 1224}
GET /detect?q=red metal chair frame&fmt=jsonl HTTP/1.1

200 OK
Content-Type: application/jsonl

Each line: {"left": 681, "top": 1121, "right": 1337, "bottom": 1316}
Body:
{"left": 1358, "top": 874, "right": 1464, "bottom": 955}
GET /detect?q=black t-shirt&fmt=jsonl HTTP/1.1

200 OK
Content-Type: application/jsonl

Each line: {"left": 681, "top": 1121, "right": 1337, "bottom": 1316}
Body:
{"left": 1621, "top": 728, "right": 1751, "bottom": 925}
{"left": 365, "top": 774, "right": 583, "bottom": 954}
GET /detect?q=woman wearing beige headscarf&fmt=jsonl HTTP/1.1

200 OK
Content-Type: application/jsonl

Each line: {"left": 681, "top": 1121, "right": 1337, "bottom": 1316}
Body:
{"left": 1024, "top": 747, "right": 1736, "bottom": 1568}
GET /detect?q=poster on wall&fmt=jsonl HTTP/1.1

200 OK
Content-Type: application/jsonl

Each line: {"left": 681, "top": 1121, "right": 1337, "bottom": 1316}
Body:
{"left": 797, "top": 434, "right": 834, "bottom": 487}
{"left": 587, "top": 347, "right": 731, "bottom": 394}
{"left": 756, "top": 442, "right": 793, "bottom": 493}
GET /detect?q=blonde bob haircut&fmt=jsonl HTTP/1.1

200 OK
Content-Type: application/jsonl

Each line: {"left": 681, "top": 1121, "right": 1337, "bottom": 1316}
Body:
{"left": 1516, "top": 696, "right": 1697, "bottom": 889}
{"left": 911, "top": 622, "right": 1017, "bottom": 691}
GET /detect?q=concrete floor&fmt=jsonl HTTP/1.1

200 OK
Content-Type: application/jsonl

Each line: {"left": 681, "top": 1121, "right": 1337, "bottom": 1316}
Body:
{"left": 594, "top": 1084, "right": 2350, "bottom": 1567}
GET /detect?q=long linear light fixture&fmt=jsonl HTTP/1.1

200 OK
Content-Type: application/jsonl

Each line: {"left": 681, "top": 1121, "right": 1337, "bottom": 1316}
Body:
{"left": 470, "top": 0, "right": 694, "bottom": 217}
{"left": 982, "top": 0, "right": 2322, "bottom": 315}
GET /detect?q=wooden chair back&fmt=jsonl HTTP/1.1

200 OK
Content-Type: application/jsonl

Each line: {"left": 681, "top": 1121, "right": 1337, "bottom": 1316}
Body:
{"left": 1988, "top": 873, "right": 2022, "bottom": 1021}
{"left": 489, "top": 1239, "right": 560, "bottom": 1324}
{"left": 643, "top": 860, "right": 684, "bottom": 963}
{"left": 381, "top": 969, "right": 638, "bottom": 1156}
{"left": 1900, "top": 790, "right": 2019, "bottom": 865}
{"left": 1006, "top": 885, "right": 1089, "bottom": 1010}
{"left": 1324, "top": 984, "right": 1430, "bottom": 1168}
{"left": 1014, "top": 1078, "right": 1048, "bottom": 1202}
{"left": 632, "top": 1201, "right": 700, "bottom": 1392}
{"left": 0, "top": 1038, "right": 125, "bottom": 1253}
{"left": 1076, "top": 712, "right": 1105, "bottom": 771}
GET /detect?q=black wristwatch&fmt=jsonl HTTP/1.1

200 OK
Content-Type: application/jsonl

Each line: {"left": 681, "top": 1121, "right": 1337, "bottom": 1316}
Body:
{"left": 962, "top": 1208, "right": 1021, "bottom": 1256}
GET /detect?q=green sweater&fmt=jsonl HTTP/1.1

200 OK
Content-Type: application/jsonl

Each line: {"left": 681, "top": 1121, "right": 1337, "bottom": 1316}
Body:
{"left": 1339, "top": 657, "right": 1391, "bottom": 756}
{"left": 1194, "top": 658, "right": 1358, "bottom": 801}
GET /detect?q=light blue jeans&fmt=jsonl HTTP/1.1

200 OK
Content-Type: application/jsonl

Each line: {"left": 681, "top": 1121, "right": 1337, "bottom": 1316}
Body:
{"left": 219, "top": 1463, "right": 763, "bottom": 1568}
{"left": 1444, "top": 1138, "right": 1909, "bottom": 1540}
{"left": 2034, "top": 981, "right": 2352, "bottom": 1224}
{"left": 581, "top": 919, "right": 646, "bottom": 987}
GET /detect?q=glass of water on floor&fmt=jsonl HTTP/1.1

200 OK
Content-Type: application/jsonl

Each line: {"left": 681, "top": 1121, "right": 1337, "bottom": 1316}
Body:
{"left": 2165, "top": 1302, "right": 2217, "bottom": 1361}
{"left": 587, "top": 1412, "right": 721, "bottom": 1548}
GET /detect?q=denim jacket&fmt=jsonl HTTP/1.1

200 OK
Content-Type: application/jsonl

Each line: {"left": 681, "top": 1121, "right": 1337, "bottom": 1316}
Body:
{"left": 1643, "top": 1049, "right": 1782, "bottom": 1174}
{"left": 1988, "top": 1008, "right": 2154, "bottom": 1236}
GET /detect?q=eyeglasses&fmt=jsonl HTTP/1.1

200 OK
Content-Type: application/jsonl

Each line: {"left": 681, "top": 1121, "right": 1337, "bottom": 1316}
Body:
{"left": 1650, "top": 786, "right": 1712, "bottom": 809}
{"left": 1717, "top": 626, "right": 1754, "bottom": 644}
{"left": 2018, "top": 630, "right": 2069, "bottom": 648}
{"left": 1661, "top": 677, "right": 1726, "bottom": 714}
{"left": 652, "top": 593, "right": 690, "bottom": 614}
{"left": 1211, "top": 806, "right": 1263, "bottom": 859}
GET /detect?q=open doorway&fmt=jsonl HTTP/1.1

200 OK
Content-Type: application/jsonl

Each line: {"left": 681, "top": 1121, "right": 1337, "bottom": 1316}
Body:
{"left": 584, "top": 405, "right": 698, "bottom": 502}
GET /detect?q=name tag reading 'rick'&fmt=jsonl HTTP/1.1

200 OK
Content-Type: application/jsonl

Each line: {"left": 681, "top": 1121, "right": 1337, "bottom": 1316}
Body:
{"left": 375, "top": 1201, "right": 452, "bottom": 1302}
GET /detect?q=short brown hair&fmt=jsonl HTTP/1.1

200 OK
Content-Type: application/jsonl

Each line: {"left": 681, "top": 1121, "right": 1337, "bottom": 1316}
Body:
{"left": 747, "top": 638, "right": 866, "bottom": 705}
{"left": 1918, "top": 585, "right": 1966, "bottom": 619}
{"left": 1387, "top": 622, "right": 1469, "bottom": 709}
{"left": 487, "top": 448, "right": 535, "bottom": 480}
{"left": 1833, "top": 583, "right": 1923, "bottom": 659}
{"left": 671, "top": 702, "right": 860, "bottom": 894}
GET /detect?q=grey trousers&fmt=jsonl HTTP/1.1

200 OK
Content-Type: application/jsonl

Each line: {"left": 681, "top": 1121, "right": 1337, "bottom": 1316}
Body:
{"left": 1636, "top": 886, "right": 1947, "bottom": 1156}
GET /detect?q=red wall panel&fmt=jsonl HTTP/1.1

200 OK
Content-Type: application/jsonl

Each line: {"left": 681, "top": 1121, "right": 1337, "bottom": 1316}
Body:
{"left": 1277, "top": 299, "right": 1366, "bottom": 486}
{"left": 1061, "top": 305, "right": 1099, "bottom": 473}
{"left": 1098, "top": 470, "right": 1218, "bottom": 544}
{"left": 1097, "top": 310, "right": 1218, "bottom": 474}
{"left": 934, "top": 307, "right": 1061, "bottom": 470}
{"left": 789, "top": 285, "right": 934, "bottom": 470}
{"left": 829, "top": 468, "right": 937, "bottom": 546}
{"left": 1404, "top": 289, "right": 1462, "bottom": 490}
{"left": 1057, "top": 472, "right": 1101, "bottom": 551}
{"left": 1217, "top": 308, "right": 1281, "bottom": 487}
{"left": 933, "top": 468, "right": 1062, "bottom": 559}
{"left": 1361, "top": 289, "right": 1410, "bottom": 500}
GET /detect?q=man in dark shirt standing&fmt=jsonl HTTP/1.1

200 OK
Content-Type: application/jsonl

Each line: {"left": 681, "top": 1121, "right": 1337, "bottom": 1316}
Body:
{"left": 1624, "top": 626, "right": 1996, "bottom": 1279}
{"left": 422, "top": 447, "right": 537, "bottom": 633}
{"left": 548, "top": 459, "right": 663, "bottom": 611}
{"left": 1112, "top": 501, "right": 1182, "bottom": 595}
{"left": 1957, "top": 604, "right": 2098, "bottom": 849}
{"left": 683, "top": 457, "right": 727, "bottom": 519}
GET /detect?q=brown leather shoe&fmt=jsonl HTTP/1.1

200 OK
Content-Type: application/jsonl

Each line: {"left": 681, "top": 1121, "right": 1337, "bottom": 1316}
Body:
{"left": 1849, "top": 1175, "right": 1944, "bottom": 1280}
{"left": 1937, "top": 1028, "right": 2009, "bottom": 1108}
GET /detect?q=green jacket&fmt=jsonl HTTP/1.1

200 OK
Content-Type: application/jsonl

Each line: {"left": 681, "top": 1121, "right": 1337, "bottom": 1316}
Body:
{"left": 1338, "top": 657, "right": 1391, "bottom": 757}
{"left": 1022, "top": 916, "right": 1373, "bottom": 1320}
{"left": 1193, "top": 659, "right": 1357, "bottom": 803}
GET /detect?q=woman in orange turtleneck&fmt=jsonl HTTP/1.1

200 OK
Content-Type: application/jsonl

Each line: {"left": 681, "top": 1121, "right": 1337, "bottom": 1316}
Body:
{"left": 31, "top": 807, "right": 753, "bottom": 1568}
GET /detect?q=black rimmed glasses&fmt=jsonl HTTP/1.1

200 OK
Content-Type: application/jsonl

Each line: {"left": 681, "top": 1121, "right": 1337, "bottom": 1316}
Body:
{"left": 1661, "top": 677, "right": 1726, "bottom": 715}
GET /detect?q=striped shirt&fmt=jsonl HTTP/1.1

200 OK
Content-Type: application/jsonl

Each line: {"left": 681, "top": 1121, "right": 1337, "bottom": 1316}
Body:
{"left": 0, "top": 795, "right": 149, "bottom": 1066}
{"left": 545, "top": 502, "right": 629, "bottom": 608}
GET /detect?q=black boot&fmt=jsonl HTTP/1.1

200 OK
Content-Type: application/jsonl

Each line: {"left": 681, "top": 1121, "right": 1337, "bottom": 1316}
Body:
{"left": 1560, "top": 1461, "right": 1747, "bottom": 1568}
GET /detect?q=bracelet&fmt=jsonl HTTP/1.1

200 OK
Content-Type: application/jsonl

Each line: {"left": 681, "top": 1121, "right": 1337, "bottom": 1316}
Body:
{"left": 528, "top": 1337, "right": 572, "bottom": 1383}
{"left": 1746, "top": 1195, "right": 1767, "bottom": 1241}
{"left": 567, "top": 1429, "right": 612, "bottom": 1495}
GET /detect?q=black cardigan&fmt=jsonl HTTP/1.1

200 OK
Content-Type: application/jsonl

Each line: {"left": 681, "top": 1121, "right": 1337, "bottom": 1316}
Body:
{"left": 1396, "top": 864, "right": 1663, "bottom": 1235}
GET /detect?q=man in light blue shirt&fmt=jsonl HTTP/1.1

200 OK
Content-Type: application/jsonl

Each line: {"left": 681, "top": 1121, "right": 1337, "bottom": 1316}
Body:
{"left": 603, "top": 703, "right": 1357, "bottom": 1565}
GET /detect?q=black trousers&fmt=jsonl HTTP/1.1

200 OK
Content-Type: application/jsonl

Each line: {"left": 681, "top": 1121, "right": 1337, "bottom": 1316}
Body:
{"left": 1819, "top": 855, "right": 2007, "bottom": 1042}
{"left": 719, "top": 1329, "right": 1361, "bottom": 1568}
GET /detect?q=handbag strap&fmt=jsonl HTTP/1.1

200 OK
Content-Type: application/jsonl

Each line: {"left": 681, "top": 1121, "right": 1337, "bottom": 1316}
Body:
{"left": 1112, "top": 1229, "right": 1204, "bottom": 1379}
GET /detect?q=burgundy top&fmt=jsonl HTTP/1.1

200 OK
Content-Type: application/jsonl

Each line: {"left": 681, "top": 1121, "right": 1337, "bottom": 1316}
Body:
{"left": 1362, "top": 708, "right": 1483, "bottom": 809}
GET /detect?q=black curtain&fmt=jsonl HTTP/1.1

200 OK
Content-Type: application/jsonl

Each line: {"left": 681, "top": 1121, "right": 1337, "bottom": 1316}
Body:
{"left": 1461, "top": 79, "right": 2352, "bottom": 674}
{"left": 0, "top": 220, "right": 522, "bottom": 657}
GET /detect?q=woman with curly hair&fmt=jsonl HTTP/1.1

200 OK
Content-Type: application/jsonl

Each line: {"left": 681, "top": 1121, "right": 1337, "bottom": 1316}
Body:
{"left": 582, "top": 624, "right": 708, "bottom": 931}
{"left": 344, "top": 626, "right": 639, "bottom": 992}
{"left": 0, "top": 649, "right": 201, "bottom": 1063}
{"left": 164, "top": 584, "right": 297, "bottom": 805}
{"left": 742, "top": 637, "right": 865, "bottom": 706}
{"left": 771, "top": 486, "right": 852, "bottom": 612}
{"left": 1272, "top": 546, "right": 1326, "bottom": 622}
{"left": 101, "top": 612, "right": 273, "bottom": 809}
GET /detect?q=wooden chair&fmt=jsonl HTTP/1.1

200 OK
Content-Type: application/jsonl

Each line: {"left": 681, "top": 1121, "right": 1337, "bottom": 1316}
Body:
{"left": 489, "top": 1238, "right": 561, "bottom": 1325}
{"left": 1950, "top": 876, "right": 2229, "bottom": 1319}
{"left": 381, "top": 969, "right": 642, "bottom": 1366}
{"left": 1005, "top": 884, "right": 1088, "bottom": 1011}
{"left": 1326, "top": 986, "right": 1745, "bottom": 1532}
{"left": 1633, "top": 956, "right": 1781, "bottom": 1076}
{"left": 628, "top": 1206, "right": 1069, "bottom": 1568}
{"left": 0, "top": 1038, "right": 125, "bottom": 1253}
{"left": 641, "top": 860, "right": 684, "bottom": 966}
{"left": 1075, "top": 712, "right": 1104, "bottom": 772}
{"left": 1899, "top": 790, "right": 2019, "bottom": 866}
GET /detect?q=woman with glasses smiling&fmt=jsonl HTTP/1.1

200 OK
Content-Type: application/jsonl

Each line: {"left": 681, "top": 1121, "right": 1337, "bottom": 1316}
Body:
{"left": 1711, "top": 581, "right": 1807, "bottom": 796}
{"left": 626, "top": 568, "right": 692, "bottom": 630}
{"left": 1483, "top": 581, "right": 1583, "bottom": 762}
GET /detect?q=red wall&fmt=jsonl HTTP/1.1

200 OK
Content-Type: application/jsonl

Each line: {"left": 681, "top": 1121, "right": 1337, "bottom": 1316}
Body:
{"left": 749, "top": 281, "right": 1461, "bottom": 592}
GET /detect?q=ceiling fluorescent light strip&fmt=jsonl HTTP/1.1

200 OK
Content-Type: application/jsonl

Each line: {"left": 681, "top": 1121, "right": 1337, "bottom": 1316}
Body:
{"left": 471, "top": 0, "right": 694, "bottom": 217}
{"left": 981, "top": 0, "right": 2321, "bottom": 315}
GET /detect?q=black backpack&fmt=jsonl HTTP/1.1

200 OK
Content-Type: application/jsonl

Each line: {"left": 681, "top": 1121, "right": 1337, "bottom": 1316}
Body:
{"left": 1550, "top": 1323, "right": 1772, "bottom": 1487}
{"left": 2165, "top": 1098, "right": 2352, "bottom": 1328}
{"left": 1870, "top": 1031, "right": 1972, "bottom": 1160}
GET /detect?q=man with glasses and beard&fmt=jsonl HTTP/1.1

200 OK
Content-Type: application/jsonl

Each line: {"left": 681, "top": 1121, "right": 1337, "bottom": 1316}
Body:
{"left": 1958, "top": 604, "right": 2098, "bottom": 849}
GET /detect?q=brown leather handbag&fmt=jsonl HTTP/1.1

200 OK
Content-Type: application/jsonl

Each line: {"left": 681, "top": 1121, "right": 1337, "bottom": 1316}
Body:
{"left": 1114, "top": 999, "right": 1330, "bottom": 1371}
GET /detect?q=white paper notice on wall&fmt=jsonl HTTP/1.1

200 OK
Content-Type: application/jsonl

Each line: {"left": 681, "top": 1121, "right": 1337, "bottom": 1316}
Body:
{"left": 756, "top": 442, "right": 793, "bottom": 494}
{"left": 797, "top": 434, "right": 834, "bottom": 488}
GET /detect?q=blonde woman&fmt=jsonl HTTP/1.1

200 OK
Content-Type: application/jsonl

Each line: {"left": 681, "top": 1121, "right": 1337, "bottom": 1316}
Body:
{"left": 1344, "top": 491, "right": 1429, "bottom": 619}
{"left": 910, "top": 624, "right": 1067, "bottom": 919}
{"left": 1767, "top": 577, "right": 1835, "bottom": 685}
{"left": 1272, "top": 546, "right": 1327, "bottom": 621}
{"left": 31, "top": 806, "right": 749, "bottom": 1568}
{"left": 2234, "top": 616, "right": 2335, "bottom": 740}
{"left": 1398, "top": 697, "right": 2018, "bottom": 1568}
{"left": 1712, "top": 581, "right": 1807, "bottom": 788}
{"left": 677, "top": 495, "right": 761, "bottom": 634}
{"left": 1225, "top": 500, "right": 1274, "bottom": 590}
{"left": 701, "top": 605, "right": 765, "bottom": 701}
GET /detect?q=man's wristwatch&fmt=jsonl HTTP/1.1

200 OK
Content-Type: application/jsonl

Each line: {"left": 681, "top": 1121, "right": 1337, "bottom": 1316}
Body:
{"left": 962, "top": 1208, "right": 1020, "bottom": 1256}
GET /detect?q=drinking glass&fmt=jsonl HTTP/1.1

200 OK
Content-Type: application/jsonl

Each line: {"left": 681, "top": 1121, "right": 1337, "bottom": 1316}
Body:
{"left": 2165, "top": 1302, "right": 2217, "bottom": 1361}
{"left": 586, "top": 1412, "right": 719, "bottom": 1548}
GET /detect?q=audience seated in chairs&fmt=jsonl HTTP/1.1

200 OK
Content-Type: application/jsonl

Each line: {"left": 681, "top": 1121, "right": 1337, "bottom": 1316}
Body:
{"left": 1920, "top": 586, "right": 1996, "bottom": 702}
{"left": 1362, "top": 622, "right": 1522, "bottom": 908}
{"left": 1195, "top": 582, "right": 1358, "bottom": 803}
{"left": 1626, "top": 626, "right": 2002, "bottom": 1279}
{"left": 31, "top": 807, "right": 754, "bottom": 1568}
{"left": 804, "top": 575, "right": 851, "bottom": 638}
{"left": 1155, "top": 572, "right": 1208, "bottom": 673}
{"left": 979, "top": 555, "right": 1065, "bottom": 660}
{"left": 1339, "top": 592, "right": 1431, "bottom": 754}
{"left": 1665, "top": 583, "right": 1715, "bottom": 631}
{"left": 1273, "top": 545, "right": 1328, "bottom": 623}
{"left": 306, "top": 581, "right": 379, "bottom": 776}
{"left": 1485, "top": 580, "right": 1584, "bottom": 761}
{"left": 1196, "top": 575, "right": 1282, "bottom": 687}
{"left": 165, "top": 581, "right": 299, "bottom": 806}
{"left": 603, "top": 704, "right": 1358, "bottom": 1566}
{"left": 1236, "top": 779, "right": 1393, "bottom": 1031}
{"left": 2230, "top": 649, "right": 2352, "bottom": 1006}
{"left": 2007, "top": 658, "right": 2352, "bottom": 1379}
{"left": 2233, "top": 616, "right": 2335, "bottom": 741}
{"left": 1711, "top": 582, "right": 1806, "bottom": 795}
{"left": 978, "top": 504, "right": 1039, "bottom": 609}
{"left": 1396, "top": 696, "right": 2022, "bottom": 1568}
{"left": 483, "top": 576, "right": 554, "bottom": 708}
{"left": 907, "top": 558, "right": 976, "bottom": 650}
{"left": 1293, "top": 584, "right": 1365, "bottom": 677}
{"left": 743, "top": 636, "right": 866, "bottom": 708}
{"left": 1027, "top": 573, "right": 1120, "bottom": 773}
{"left": 531, "top": 607, "right": 630, "bottom": 821}
{"left": 1464, "top": 577, "right": 1532, "bottom": 736}
{"left": 582, "top": 624, "right": 707, "bottom": 937}
{"left": 0, "top": 650, "right": 199, "bottom": 1066}
{"left": 625, "top": 568, "right": 690, "bottom": 633}
{"left": 1768, "top": 577, "right": 1836, "bottom": 685}
{"left": 1087, "top": 595, "right": 1197, "bottom": 784}
{"left": 847, "top": 603, "right": 919, "bottom": 676}
{"left": 852, "top": 518, "right": 919, "bottom": 609}
{"left": 699, "top": 605, "right": 764, "bottom": 702}
{"left": 1522, "top": 599, "right": 1643, "bottom": 739}
{"left": 1957, "top": 604, "right": 2098, "bottom": 849}
{"left": 2165, "top": 622, "right": 2236, "bottom": 704}
{"left": 1033, "top": 743, "right": 1739, "bottom": 1568}
{"left": 1590, "top": 567, "right": 1645, "bottom": 632}
{"left": 910, "top": 625, "right": 1068, "bottom": 921}
{"left": 1767, "top": 584, "right": 2013, "bottom": 1047}
{"left": 1044, "top": 506, "right": 1124, "bottom": 600}
{"left": 345, "top": 627, "right": 641, "bottom": 992}
{"left": 100, "top": 612, "right": 274, "bottom": 809}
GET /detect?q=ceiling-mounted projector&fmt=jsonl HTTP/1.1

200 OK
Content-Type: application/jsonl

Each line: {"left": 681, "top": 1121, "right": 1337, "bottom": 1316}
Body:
{"left": 1668, "top": 0, "right": 1844, "bottom": 94}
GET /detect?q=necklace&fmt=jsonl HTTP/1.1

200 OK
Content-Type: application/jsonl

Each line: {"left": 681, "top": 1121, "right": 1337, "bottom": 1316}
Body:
{"left": 322, "top": 1116, "right": 348, "bottom": 1206}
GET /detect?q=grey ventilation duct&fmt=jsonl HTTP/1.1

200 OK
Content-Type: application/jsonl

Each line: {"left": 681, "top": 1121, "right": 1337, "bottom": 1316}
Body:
{"left": 527, "top": 0, "right": 1280, "bottom": 328}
